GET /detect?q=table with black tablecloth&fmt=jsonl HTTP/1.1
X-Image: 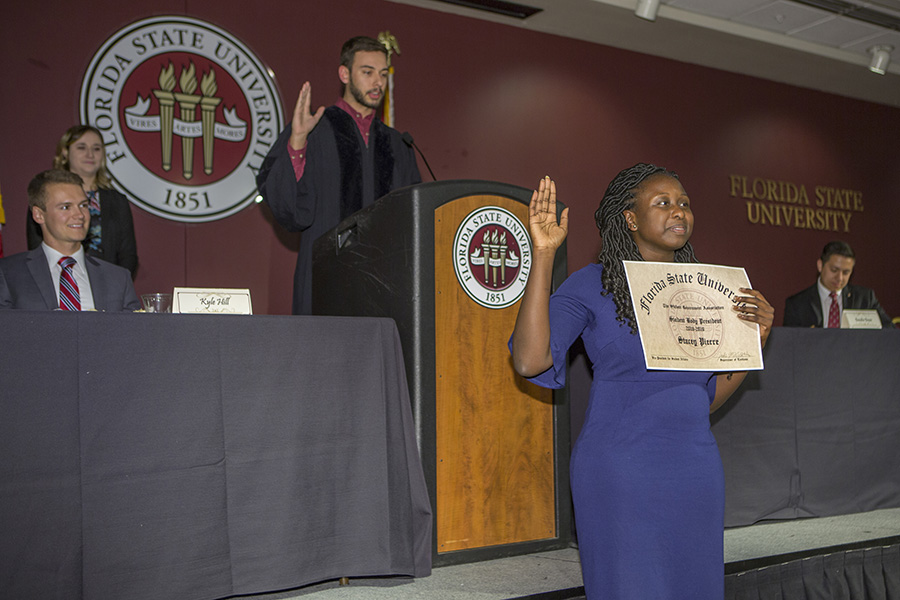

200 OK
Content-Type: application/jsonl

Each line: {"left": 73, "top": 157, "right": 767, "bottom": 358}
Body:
{"left": 0, "top": 311, "right": 432, "bottom": 600}
{"left": 712, "top": 327, "right": 900, "bottom": 527}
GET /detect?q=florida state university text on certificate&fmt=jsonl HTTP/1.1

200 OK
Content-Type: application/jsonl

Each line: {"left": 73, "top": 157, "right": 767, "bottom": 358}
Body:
{"left": 623, "top": 261, "right": 763, "bottom": 371}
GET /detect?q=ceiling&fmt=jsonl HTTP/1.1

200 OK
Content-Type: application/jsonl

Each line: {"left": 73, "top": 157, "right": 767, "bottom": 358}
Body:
{"left": 388, "top": 0, "right": 900, "bottom": 107}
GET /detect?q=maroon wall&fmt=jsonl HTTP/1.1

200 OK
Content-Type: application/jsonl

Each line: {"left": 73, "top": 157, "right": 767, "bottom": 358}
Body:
{"left": 3, "top": 0, "right": 899, "bottom": 320}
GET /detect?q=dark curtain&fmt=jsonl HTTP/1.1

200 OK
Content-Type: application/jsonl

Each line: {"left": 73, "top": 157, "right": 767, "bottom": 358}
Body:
{"left": 726, "top": 544, "right": 900, "bottom": 600}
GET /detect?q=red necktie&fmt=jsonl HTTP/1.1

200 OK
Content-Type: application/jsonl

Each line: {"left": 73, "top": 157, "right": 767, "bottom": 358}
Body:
{"left": 827, "top": 291, "right": 839, "bottom": 329}
{"left": 58, "top": 256, "right": 81, "bottom": 311}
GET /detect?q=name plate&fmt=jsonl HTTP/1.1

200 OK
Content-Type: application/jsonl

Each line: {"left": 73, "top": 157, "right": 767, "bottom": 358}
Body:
{"left": 623, "top": 261, "right": 763, "bottom": 371}
{"left": 172, "top": 287, "right": 253, "bottom": 315}
{"left": 841, "top": 309, "right": 881, "bottom": 329}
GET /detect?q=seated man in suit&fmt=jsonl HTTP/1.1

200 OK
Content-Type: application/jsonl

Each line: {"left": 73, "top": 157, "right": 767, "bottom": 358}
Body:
{"left": 783, "top": 241, "right": 891, "bottom": 328}
{"left": 0, "top": 169, "right": 141, "bottom": 311}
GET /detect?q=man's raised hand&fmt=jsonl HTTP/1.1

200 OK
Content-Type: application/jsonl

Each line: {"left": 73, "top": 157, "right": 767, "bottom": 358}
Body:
{"left": 289, "top": 81, "right": 325, "bottom": 150}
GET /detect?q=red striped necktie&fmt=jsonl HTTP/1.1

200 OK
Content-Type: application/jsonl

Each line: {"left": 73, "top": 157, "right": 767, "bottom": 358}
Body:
{"left": 827, "top": 291, "right": 839, "bottom": 329}
{"left": 58, "top": 256, "right": 81, "bottom": 311}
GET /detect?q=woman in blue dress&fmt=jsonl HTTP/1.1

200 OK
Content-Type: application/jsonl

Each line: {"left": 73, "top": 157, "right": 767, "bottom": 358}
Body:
{"left": 511, "top": 166, "right": 774, "bottom": 599}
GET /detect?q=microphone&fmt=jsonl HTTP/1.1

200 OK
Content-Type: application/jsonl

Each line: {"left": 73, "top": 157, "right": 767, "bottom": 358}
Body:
{"left": 402, "top": 132, "right": 437, "bottom": 181}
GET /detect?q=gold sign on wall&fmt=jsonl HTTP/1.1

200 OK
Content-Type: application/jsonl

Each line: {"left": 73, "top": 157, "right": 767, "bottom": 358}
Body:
{"left": 729, "top": 175, "right": 863, "bottom": 233}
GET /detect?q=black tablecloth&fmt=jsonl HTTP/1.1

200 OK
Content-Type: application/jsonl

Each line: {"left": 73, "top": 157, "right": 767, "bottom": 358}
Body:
{"left": 712, "top": 328, "right": 900, "bottom": 527}
{"left": 0, "top": 311, "right": 432, "bottom": 600}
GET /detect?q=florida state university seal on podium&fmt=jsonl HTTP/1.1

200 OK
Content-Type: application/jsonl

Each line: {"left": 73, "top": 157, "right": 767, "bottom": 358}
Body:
{"left": 453, "top": 206, "right": 532, "bottom": 309}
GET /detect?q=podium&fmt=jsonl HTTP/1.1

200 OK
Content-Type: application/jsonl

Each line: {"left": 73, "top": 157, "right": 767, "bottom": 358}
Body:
{"left": 313, "top": 180, "right": 571, "bottom": 565}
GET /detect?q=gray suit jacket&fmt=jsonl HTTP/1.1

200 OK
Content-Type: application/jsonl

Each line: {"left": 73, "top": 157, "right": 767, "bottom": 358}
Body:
{"left": 0, "top": 247, "right": 141, "bottom": 311}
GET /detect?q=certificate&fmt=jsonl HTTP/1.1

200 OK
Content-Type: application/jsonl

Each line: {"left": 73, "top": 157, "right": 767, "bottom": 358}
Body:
{"left": 623, "top": 261, "right": 763, "bottom": 371}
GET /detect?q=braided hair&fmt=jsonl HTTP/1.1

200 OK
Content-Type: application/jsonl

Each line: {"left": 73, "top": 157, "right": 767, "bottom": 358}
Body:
{"left": 594, "top": 163, "right": 698, "bottom": 333}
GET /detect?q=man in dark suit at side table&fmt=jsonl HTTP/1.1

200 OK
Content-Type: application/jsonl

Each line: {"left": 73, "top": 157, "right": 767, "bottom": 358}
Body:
{"left": 0, "top": 169, "right": 141, "bottom": 311}
{"left": 783, "top": 240, "right": 892, "bottom": 328}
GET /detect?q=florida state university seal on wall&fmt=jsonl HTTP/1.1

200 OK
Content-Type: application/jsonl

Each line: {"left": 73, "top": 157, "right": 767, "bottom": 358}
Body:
{"left": 80, "top": 16, "right": 283, "bottom": 222}
{"left": 453, "top": 206, "right": 531, "bottom": 309}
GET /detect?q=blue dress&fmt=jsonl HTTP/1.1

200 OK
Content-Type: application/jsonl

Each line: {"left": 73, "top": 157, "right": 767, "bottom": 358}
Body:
{"left": 528, "top": 263, "right": 723, "bottom": 599}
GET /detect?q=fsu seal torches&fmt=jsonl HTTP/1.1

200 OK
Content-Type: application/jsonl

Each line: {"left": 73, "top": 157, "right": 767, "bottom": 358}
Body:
{"left": 133, "top": 62, "right": 237, "bottom": 180}
{"left": 152, "top": 62, "right": 177, "bottom": 171}
{"left": 175, "top": 62, "right": 201, "bottom": 179}
{"left": 473, "top": 229, "right": 520, "bottom": 288}
{"left": 200, "top": 70, "right": 222, "bottom": 175}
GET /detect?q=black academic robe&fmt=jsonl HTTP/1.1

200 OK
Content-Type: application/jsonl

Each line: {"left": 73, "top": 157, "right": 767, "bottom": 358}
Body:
{"left": 256, "top": 106, "right": 421, "bottom": 314}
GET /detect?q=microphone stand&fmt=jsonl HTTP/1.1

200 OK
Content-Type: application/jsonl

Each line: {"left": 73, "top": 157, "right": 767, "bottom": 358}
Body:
{"left": 402, "top": 132, "right": 437, "bottom": 181}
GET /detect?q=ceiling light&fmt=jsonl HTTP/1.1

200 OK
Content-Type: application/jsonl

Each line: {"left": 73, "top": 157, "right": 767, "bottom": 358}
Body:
{"left": 433, "top": 0, "right": 542, "bottom": 19}
{"left": 868, "top": 45, "right": 893, "bottom": 75}
{"left": 635, "top": 0, "right": 660, "bottom": 21}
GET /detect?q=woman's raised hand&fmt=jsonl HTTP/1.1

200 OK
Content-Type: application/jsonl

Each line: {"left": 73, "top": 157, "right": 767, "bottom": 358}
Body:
{"left": 529, "top": 176, "right": 568, "bottom": 252}
{"left": 512, "top": 177, "right": 567, "bottom": 377}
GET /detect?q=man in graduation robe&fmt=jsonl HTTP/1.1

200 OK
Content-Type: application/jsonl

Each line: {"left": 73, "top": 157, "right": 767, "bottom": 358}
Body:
{"left": 257, "top": 36, "right": 421, "bottom": 315}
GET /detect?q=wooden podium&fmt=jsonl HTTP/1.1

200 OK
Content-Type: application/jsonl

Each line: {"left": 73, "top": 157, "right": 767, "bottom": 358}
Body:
{"left": 312, "top": 180, "right": 571, "bottom": 565}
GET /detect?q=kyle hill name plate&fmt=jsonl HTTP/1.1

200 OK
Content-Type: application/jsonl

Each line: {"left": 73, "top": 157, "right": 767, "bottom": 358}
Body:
{"left": 623, "top": 261, "right": 763, "bottom": 372}
{"left": 172, "top": 287, "right": 253, "bottom": 314}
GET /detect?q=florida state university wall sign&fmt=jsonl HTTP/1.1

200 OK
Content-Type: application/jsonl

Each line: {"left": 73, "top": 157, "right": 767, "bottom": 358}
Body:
{"left": 80, "top": 15, "right": 283, "bottom": 222}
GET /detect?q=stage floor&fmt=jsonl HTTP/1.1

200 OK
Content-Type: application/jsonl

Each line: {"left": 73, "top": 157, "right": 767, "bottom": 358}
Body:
{"left": 724, "top": 506, "right": 900, "bottom": 573}
{"left": 234, "top": 508, "right": 900, "bottom": 600}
